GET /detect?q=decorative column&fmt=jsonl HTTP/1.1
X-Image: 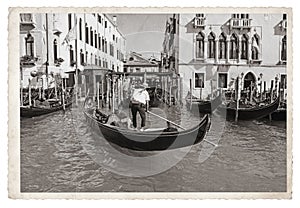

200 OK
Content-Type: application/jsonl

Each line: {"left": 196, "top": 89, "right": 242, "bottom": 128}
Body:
{"left": 204, "top": 38, "right": 208, "bottom": 61}
{"left": 226, "top": 39, "right": 230, "bottom": 63}
{"left": 247, "top": 39, "right": 252, "bottom": 63}
{"left": 215, "top": 39, "right": 219, "bottom": 63}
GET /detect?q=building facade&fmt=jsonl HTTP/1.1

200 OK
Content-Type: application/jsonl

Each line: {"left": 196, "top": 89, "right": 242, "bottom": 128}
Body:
{"left": 19, "top": 13, "right": 126, "bottom": 96}
{"left": 162, "top": 13, "right": 287, "bottom": 100}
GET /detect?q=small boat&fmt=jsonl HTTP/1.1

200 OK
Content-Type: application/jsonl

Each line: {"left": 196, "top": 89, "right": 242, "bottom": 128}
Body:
{"left": 186, "top": 93, "right": 222, "bottom": 113}
{"left": 20, "top": 97, "right": 73, "bottom": 118}
{"left": 218, "top": 97, "right": 280, "bottom": 121}
{"left": 84, "top": 108, "right": 211, "bottom": 151}
{"left": 269, "top": 108, "right": 286, "bottom": 121}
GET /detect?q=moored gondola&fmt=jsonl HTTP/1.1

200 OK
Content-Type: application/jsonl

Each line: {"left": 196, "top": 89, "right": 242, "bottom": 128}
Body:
{"left": 84, "top": 108, "right": 211, "bottom": 151}
{"left": 186, "top": 93, "right": 222, "bottom": 113}
{"left": 218, "top": 97, "right": 280, "bottom": 121}
{"left": 21, "top": 97, "right": 73, "bottom": 118}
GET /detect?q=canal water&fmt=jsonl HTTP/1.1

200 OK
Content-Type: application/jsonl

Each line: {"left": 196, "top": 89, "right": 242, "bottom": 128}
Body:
{"left": 20, "top": 101, "right": 287, "bottom": 192}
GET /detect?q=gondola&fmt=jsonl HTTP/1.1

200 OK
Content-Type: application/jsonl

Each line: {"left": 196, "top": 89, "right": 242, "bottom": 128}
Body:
{"left": 186, "top": 93, "right": 222, "bottom": 113}
{"left": 269, "top": 108, "right": 286, "bottom": 121}
{"left": 20, "top": 97, "right": 73, "bottom": 118}
{"left": 84, "top": 108, "right": 211, "bottom": 151}
{"left": 218, "top": 97, "right": 280, "bottom": 121}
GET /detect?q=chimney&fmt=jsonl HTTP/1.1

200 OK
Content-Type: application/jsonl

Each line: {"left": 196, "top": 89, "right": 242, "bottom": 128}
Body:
{"left": 112, "top": 15, "right": 117, "bottom": 26}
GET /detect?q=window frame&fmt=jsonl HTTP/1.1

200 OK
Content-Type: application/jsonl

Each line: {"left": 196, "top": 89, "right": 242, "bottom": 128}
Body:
{"left": 217, "top": 72, "right": 228, "bottom": 89}
{"left": 194, "top": 72, "right": 205, "bottom": 89}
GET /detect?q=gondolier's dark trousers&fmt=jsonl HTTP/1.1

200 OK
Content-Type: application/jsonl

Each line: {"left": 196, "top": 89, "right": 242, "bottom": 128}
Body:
{"left": 131, "top": 103, "right": 146, "bottom": 128}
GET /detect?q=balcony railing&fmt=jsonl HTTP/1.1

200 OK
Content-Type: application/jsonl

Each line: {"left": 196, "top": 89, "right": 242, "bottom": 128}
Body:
{"left": 229, "top": 18, "right": 251, "bottom": 29}
{"left": 194, "top": 17, "right": 206, "bottom": 28}
{"left": 20, "top": 14, "right": 35, "bottom": 31}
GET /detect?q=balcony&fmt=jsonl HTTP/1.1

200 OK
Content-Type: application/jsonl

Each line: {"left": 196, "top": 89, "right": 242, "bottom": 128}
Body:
{"left": 20, "top": 55, "right": 38, "bottom": 68}
{"left": 193, "top": 17, "right": 206, "bottom": 28}
{"left": 229, "top": 18, "right": 251, "bottom": 29}
{"left": 20, "top": 14, "right": 35, "bottom": 32}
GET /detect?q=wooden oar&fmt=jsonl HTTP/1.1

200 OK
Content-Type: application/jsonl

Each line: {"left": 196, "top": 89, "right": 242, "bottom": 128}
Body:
{"left": 147, "top": 111, "right": 186, "bottom": 130}
{"left": 147, "top": 111, "right": 218, "bottom": 147}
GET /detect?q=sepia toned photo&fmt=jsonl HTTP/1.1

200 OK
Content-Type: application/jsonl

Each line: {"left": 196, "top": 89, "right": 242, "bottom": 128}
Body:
{"left": 8, "top": 7, "right": 292, "bottom": 199}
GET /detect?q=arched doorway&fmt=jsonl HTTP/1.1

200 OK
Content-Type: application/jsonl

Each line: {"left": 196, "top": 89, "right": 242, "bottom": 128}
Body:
{"left": 243, "top": 72, "right": 256, "bottom": 89}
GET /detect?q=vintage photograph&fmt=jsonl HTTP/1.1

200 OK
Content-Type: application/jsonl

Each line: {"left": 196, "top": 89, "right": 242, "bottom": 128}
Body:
{"left": 9, "top": 8, "right": 291, "bottom": 198}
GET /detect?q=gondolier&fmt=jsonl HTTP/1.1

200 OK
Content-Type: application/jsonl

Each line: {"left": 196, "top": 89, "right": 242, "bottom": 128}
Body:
{"left": 130, "top": 82, "right": 150, "bottom": 131}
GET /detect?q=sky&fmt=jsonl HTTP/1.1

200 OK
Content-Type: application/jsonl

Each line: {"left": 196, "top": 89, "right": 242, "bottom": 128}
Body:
{"left": 109, "top": 14, "right": 171, "bottom": 58}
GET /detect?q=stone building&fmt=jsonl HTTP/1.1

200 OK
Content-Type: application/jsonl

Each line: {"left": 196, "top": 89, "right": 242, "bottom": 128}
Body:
{"left": 19, "top": 13, "right": 126, "bottom": 97}
{"left": 162, "top": 13, "right": 287, "bottom": 100}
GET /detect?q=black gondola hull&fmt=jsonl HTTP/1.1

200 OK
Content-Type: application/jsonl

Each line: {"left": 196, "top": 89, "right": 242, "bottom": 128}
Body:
{"left": 84, "top": 110, "right": 210, "bottom": 151}
{"left": 21, "top": 101, "right": 72, "bottom": 118}
{"left": 186, "top": 93, "right": 222, "bottom": 113}
{"left": 218, "top": 97, "right": 280, "bottom": 121}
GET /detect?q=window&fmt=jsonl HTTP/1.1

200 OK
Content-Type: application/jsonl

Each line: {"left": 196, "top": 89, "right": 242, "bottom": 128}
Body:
{"left": 105, "top": 21, "right": 107, "bottom": 28}
{"left": 80, "top": 49, "right": 84, "bottom": 65}
{"left": 281, "top": 35, "right": 287, "bottom": 61}
{"left": 90, "top": 53, "right": 93, "bottom": 65}
{"left": 219, "top": 33, "right": 227, "bottom": 59}
{"left": 218, "top": 73, "right": 228, "bottom": 88}
{"left": 113, "top": 34, "right": 115, "bottom": 41}
{"left": 229, "top": 33, "right": 238, "bottom": 59}
{"left": 283, "top": 13, "right": 287, "bottom": 20}
{"left": 195, "top": 73, "right": 205, "bottom": 88}
{"left": 98, "top": 34, "right": 101, "bottom": 50}
{"left": 280, "top": 74, "right": 287, "bottom": 89}
{"left": 110, "top": 43, "right": 114, "bottom": 57}
{"left": 95, "top": 55, "right": 98, "bottom": 65}
{"left": 85, "top": 24, "right": 89, "bottom": 44}
{"left": 69, "top": 45, "right": 74, "bottom": 66}
{"left": 85, "top": 52, "right": 88, "bottom": 64}
{"left": 25, "top": 33, "right": 34, "bottom": 57}
{"left": 94, "top": 32, "right": 97, "bottom": 49}
{"left": 102, "top": 37, "right": 105, "bottom": 52}
{"left": 68, "top": 14, "right": 72, "bottom": 30}
{"left": 79, "top": 18, "right": 82, "bottom": 40}
{"left": 90, "top": 27, "right": 93, "bottom": 46}
{"left": 98, "top": 57, "right": 101, "bottom": 66}
{"left": 196, "top": 13, "right": 204, "bottom": 17}
{"left": 241, "top": 34, "right": 248, "bottom": 60}
{"left": 207, "top": 32, "right": 216, "bottom": 59}
{"left": 53, "top": 39, "right": 58, "bottom": 61}
{"left": 195, "top": 32, "right": 205, "bottom": 59}
{"left": 98, "top": 15, "right": 101, "bottom": 23}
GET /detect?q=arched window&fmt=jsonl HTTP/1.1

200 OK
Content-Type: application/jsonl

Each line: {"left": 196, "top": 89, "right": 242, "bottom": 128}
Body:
{"left": 79, "top": 18, "right": 82, "bottom": 40}
{"left": 241, "top": 34, "right": 248, "bottom": 60}
{"left": 195, "top": 32, "right": 205, "bottom": 59}
{"left": 281, "top": 35, "right": 287, "bottom": 61}
{"left": 95, "top": 55, "right": 98, "bottom": 65}
{"left": 229, "top": 33, "right": 238, "bottom": 59}
{"left": 90, "top": 53, "right": 93, "bottom": 64}
{"left": 53, "top": 39, "right": 58, "bottom": 61}
{"left": 85, "top": 24, "right": 89, "bottom": 44}
{"left": 25, "top": 33, "right": 34, "bottom": 57}
{"left": 219, "top": 33, "right": 227, "bottom": 59}
{"left": 85, "top": 52, "right": 88, "bottom": 64}
{"left": 207, "top": 32, "right": 216, "bottom": 58}
{"left": 90, "top": 27, "right": 93, "bottom": 46}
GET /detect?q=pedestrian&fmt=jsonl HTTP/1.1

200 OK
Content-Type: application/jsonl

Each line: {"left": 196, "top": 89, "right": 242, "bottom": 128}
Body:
{"left": 130, "top": 82, "right": 150, "bottom": 131}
